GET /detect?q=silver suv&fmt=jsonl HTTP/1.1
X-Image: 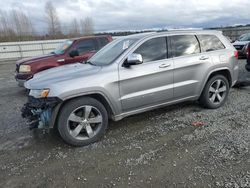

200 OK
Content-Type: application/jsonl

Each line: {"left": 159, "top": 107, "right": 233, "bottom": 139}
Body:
{"left": 22, "top": 30, "right": 239, "bottom": 146}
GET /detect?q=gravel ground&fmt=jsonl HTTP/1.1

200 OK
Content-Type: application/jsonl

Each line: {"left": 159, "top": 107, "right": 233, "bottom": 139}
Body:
{"left": 0, "top": 60, "right": 250, "bottom": 188}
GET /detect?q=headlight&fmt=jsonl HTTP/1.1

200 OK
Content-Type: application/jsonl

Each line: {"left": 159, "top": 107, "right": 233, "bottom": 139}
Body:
{"left": 19, "top": 65, "right": 31, "bottom": 73}
{"left": 29, "top": 89, "right": 50, "bottom": 98}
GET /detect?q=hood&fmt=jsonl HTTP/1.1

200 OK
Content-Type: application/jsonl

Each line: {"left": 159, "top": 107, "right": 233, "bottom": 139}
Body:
{"left": 16, "top": 54, "right": 56, "bottom": 65}
{"left": 25, "top": 63, "right": 102, "bottom": 89}
{"left": 233, "top": 41, "right": 250, "bottom": 46}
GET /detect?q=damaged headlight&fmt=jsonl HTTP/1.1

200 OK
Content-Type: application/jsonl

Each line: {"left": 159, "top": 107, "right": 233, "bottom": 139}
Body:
{"left": 29, "top": 89, "right": 50, "bottom": 98}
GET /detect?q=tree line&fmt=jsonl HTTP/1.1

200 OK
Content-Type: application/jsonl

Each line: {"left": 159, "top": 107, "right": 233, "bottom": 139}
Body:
{"left": 0, "top": 1, "right": 94, "bottom": 42}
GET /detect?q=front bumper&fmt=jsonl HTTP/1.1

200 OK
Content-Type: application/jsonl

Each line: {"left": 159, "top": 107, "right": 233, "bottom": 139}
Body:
{"left": 15, "top": 72, "right": 33, "bottom": 87}
{"left": 15, "top": 78, "right": 26, "bottom": 87}
{"left": 21, "top": 96, "right": 62, "bottom": 129}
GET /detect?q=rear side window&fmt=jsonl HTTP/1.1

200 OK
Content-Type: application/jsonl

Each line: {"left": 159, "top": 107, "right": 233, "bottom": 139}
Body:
{"left": 170, "top": 35, "right": 200, "bottom": 57}
{"left": 98, "top": 37, "right": 109, "bottom": 49}
{"left": 134, "top": 37, "right": 167, "bottom": 63}
{"left": 197, "top": 35, "right": 225, "bottom": 52}
{"left": 75, "top": 39, "right": 96, "bottom": 55}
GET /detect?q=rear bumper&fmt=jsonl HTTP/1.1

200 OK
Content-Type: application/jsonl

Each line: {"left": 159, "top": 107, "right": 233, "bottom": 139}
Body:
{"left": 21, "top": 96, "right": 62, "bottom": 129}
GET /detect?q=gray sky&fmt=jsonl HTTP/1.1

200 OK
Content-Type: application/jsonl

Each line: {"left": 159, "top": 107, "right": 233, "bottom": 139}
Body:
{"left": 1, "top": 0, "right": 250, "bottom": 33}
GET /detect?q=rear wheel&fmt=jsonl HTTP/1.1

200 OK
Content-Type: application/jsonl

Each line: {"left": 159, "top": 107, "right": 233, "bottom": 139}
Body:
{"left": 199, "top": 75, "right": 229, "bottom": 109}
{"left": 246, "top": 64, "right": 250, "bottom": 72}
{"left": 57, "top": 97, "right": 108, "bottom": 146}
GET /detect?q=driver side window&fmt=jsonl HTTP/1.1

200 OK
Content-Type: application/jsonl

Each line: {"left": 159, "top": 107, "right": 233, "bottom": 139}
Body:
{"left": 75, "top": 39, "right": 96, "bottom": 55}
{"left": 134, "top": 37, "right": 167, "bottom": 63}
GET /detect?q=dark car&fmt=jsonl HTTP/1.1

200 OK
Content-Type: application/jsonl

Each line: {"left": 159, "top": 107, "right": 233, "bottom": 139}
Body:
{"left": 246, "top": 42, "right": 250, "bottom": 71}
{"left": 15, "top": 35, "right": 112, "bottom": 86}
{"left": 232, "top": 33, "right": 250, "bottom": 58}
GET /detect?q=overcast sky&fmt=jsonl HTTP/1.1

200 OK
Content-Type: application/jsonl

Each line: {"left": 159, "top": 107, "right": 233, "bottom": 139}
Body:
{"left": 1, "top": 0, "right": 250, "bottom": 33}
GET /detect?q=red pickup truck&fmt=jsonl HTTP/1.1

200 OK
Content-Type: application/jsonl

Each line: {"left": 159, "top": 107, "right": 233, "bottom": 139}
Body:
{"left": 15, "top": 35, "right": 112, "bottom": 86}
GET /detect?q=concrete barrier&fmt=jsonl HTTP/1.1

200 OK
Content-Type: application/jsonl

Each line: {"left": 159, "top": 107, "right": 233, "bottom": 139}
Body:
{"left": 0, "top": 39, "right": 65, "bottom": 61}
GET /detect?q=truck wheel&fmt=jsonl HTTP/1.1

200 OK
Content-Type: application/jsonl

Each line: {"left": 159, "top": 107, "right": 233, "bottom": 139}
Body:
{"left": 199, "top": 75, "right": 229, "bottom": 109}
{"left": 245, "top": 64, "right": 250, "bottom": 72}
{"left": 57, "top": 97, "right": 108, "bottom": 146}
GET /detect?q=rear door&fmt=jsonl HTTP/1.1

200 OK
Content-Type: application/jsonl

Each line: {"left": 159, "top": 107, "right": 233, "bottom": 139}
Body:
{"left": 197, "top": 34, "right": 227, "bottom": 65}
{"left": 119, "top": 36, "right": 174, "bottom": 112}
{"left": 170, "top": 34, "right": 212, "bottom": 99}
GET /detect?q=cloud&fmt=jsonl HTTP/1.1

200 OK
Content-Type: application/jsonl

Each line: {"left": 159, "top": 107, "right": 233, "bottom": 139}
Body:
{"left": 1, "top": 0, "right": 250, "bottom": 33}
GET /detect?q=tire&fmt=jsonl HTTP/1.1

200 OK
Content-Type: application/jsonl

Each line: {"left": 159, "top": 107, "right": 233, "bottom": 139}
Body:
{"left": 246, "top": 64, "right": 250, "bottom": 72}
{"left": 199, "top": 75, "right": 229, "bottom": 109}
{"left": 57, "top": 97, "right": 108, "bottom": 146}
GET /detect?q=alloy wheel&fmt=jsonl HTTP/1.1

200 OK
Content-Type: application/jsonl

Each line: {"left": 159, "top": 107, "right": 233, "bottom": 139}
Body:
{"left": 208, "top": 79, "right": 227, "bottom": 105}
{"left": 67, "top": 105, "right": 103, "bottom": 140}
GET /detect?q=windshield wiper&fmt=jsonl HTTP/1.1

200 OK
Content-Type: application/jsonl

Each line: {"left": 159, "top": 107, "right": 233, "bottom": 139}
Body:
{"left": 84, "top": 61, "right": 96, "bottom": 66}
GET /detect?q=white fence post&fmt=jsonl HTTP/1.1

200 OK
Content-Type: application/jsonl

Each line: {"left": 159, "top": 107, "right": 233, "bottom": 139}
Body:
{"left": 18, "top": 44, "right": 22, "bottom": 58}
{"left": 41, "top": 43, "right": 45, "bottom": 55}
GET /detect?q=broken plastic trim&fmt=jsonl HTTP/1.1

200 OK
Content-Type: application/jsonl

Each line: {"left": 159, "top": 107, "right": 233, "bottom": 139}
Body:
{"left": 21, "top": 96, "right": 62, "bottom": 130}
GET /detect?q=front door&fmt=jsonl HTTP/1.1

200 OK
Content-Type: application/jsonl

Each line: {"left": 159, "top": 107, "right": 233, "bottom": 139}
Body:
{"left": 65, "top": 39, "right": 97, "bottom": 64}
{"left": 119, "top": 37, "right": 174, "bottom": 112}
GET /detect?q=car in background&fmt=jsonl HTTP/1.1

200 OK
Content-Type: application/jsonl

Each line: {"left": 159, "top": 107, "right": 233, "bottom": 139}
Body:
{"left": 233, "top": 33, "right": 250, "bottom": 58}
{"left": 245, "top": 42, "right": 250, "bottom": 71}
{"left": 22, "top": 30, "right": 238, "bottom": 146}
{"left": 15, "top": 35, "right": 112, "bottom": 86}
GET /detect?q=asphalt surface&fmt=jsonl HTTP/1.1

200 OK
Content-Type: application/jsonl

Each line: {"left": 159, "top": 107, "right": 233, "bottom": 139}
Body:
{"left": 0, "top": 60, "right": 250, "bottom": 188}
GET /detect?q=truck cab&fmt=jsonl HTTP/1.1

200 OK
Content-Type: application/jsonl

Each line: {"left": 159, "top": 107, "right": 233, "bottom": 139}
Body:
{"left": 15, "top": 35, "right": 112, "bottom": 86}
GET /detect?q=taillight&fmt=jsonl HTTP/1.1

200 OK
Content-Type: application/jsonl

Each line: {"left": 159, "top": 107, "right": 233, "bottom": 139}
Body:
{"left": 234, "top": 50, "right": 238, "bottom": 59}
{"left": 246, "top": 46, "right": 250, "bottom": 59}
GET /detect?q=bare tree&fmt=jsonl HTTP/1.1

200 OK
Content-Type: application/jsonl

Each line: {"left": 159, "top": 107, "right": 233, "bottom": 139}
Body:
{"left": 0, "top": 9, "right": 34, "bottom": 41}
{"left": 81, "top": 17, "right": 94, "bottom": 35}
{"left": 0, "top": 9, "right": 18, "bottom": 42}
{"left": 0, "top": 10, "right": 9, "bottom": 37}
{"left": 45, "top": 1, "right": 61, "bottom": 38}
{"left": 69, "top": 18, "right": 80, "bottom": 37}
{"left": 11, "top": 9, "right": 35, "bottom": 39}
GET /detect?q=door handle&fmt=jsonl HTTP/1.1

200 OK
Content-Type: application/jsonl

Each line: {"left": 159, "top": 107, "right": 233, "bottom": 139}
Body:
{"left": 57, "top": 59, "right": 65, "bottom": 62}
{"left": 159, "top": 63, "right": 170, "bottom": 68}
{"left": 199, "top": 56, "right": 209, "bottom": 60}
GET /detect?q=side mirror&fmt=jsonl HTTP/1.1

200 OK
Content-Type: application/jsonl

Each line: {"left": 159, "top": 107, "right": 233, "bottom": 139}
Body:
{"left": 69, "top": 50, "right": 79, "bottom": 58}
{"left": 123, "top": 53, "right": 143, "bottom": 67}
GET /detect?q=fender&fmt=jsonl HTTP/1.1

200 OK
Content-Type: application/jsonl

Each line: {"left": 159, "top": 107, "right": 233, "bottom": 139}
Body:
{"left": 198, "top": 67, "right": 232, "bottom": 97}
{"left": 49, "top": 91, "right": 118, "bottom": 128}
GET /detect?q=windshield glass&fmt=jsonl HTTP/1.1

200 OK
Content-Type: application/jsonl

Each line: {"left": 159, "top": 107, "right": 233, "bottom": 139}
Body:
{"left": 238, "top": 33, "right": 250, "bottom": 41}
{"left": 53, "top": 40, "right": 73, "bottom": 55}
{"left": 89, "top": 38, "right": 139, "bottom": 66}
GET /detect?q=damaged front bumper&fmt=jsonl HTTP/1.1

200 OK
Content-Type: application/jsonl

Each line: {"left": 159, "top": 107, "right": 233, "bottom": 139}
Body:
{"left": 21, "top": 96, "right": 62, "bottom": 130}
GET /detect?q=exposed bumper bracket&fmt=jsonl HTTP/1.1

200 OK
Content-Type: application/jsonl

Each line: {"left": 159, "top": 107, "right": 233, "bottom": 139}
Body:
{"left": 21, "top": 96, "right": 62, "bottom": 130}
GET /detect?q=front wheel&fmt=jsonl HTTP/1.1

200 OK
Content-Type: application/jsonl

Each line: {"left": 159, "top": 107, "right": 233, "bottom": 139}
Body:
{"left": 199, "top": 75, "right": 230, "bottom": 109}
{"left": 57, "top": 97, "right": 108, "bottom": 146}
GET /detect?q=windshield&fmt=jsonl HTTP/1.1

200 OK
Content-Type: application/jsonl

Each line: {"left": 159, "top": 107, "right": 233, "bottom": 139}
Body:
{"left": 89, "top": 38, "right": 139, "bottom": 66}
{"left": 53, "top": 40, "right": 73, "bottom": 55}
{"left": 238, "top": 33, "right": 250, "bottom": 41}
